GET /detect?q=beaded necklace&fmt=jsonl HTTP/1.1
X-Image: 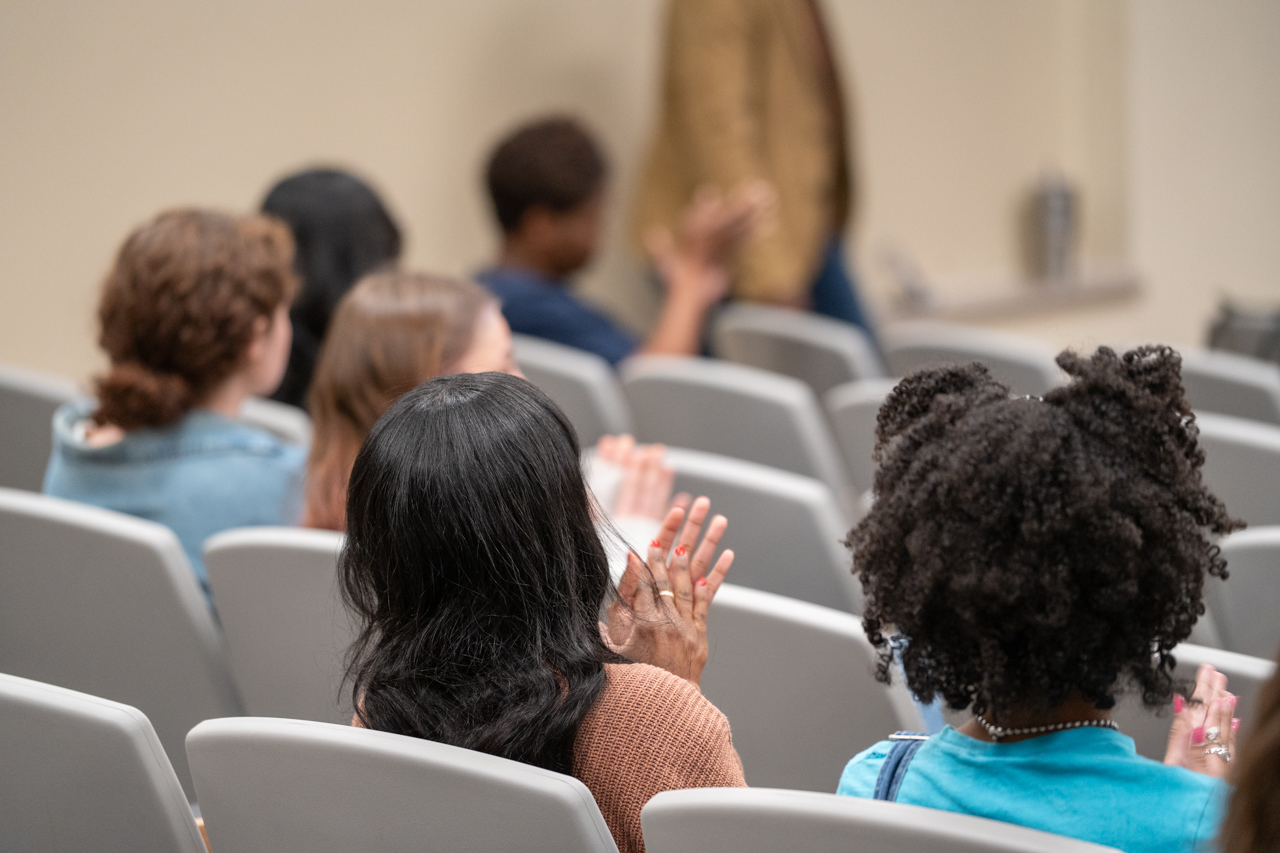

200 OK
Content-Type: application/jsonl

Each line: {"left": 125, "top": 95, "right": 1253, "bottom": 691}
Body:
{"left": 975, "top": 714, "right": 1118, "bottom": 742}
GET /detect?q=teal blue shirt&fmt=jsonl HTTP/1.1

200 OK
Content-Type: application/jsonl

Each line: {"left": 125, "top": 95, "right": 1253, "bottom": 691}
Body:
{"left": 43, "top": 400, "right": 306, "bottom": 595}
{"left": 838, "top": 726, "right": 1226, "bottom": 853}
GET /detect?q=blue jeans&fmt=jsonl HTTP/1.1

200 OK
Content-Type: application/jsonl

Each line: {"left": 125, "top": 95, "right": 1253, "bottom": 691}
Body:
{"left": 810, "top": 237, "right": 877, "bottom": 345}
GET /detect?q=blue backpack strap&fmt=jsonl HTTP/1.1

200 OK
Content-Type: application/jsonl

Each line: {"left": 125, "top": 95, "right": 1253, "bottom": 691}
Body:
{"left": 872, "top": 732, "right": 929, "bottom": 802}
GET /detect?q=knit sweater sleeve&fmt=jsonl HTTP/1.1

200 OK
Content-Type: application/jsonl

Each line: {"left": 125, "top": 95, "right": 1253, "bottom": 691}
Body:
{"left": 573, "top": 663, "right": 746, "bottom": 853}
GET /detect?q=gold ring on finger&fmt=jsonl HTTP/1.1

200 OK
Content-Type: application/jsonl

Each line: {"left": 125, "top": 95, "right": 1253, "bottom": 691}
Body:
{"left": 657, "top": 590, "right": 675, "bottom": 598}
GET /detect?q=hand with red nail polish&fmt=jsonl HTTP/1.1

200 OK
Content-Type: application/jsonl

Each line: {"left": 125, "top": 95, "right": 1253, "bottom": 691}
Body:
{"left": 604, "top": 495, "right": 733, "bottom": 687}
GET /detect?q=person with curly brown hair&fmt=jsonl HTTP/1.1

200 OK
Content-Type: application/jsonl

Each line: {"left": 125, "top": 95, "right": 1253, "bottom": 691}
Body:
{"left": 43, "top": 209, "right": 305, "bottom": 597}
{"left": 835, "top": 346, "right": 1243, "bottom": 852}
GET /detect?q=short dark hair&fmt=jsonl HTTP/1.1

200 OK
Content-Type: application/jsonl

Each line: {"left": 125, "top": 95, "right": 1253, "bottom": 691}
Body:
{"left": 851, "top": 346, "right": 1242, "bottom": 719}
{"left": 340, "top": 372, "right": 624, "bottom": 774}
{"left": 485, "top": 117, "right": 607, "bottom": 233}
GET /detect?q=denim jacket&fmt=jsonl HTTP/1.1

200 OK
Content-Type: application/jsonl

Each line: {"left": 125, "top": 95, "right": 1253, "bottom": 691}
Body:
{"left": 43, "top": 400, "right": 307, "bottom": 594}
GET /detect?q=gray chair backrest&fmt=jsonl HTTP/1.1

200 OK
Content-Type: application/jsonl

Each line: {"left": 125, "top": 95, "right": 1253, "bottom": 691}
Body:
{"left": 641, "top": 788, "right": 1121, "bottom": 853}
{"left": 701, "top": 584, "right": 921, "bottom": 792}
{"left": 187, "top": 716, "right": 619, "bottom": 853}
{"left": 1179, "top": 347, "right": 1280, "bottom": 425}
{"left": 0, "top": 672, "right": 206, "bottom": 853}
{"left": 0, "top": 363, "right": 78, "bottom": 491}
{"left": 204, "top": 527, "right": 353, "bottom": 725}
{"left": 883, "top": 322, "right": 1065, "bottom": 396}
{"left": 0, "top": 488, "right": 243, "bottom": 800}
{"left": 240, "top": 396, "right": 314, "bottom": 445}
{"left": 621, "top": 356, "right": 854, "bottom": 513}
{"left": 1206, "top": 527, "right": 1280, "bottom": 659}
{"left": 665, "top": 447, "right": 859, "bottom": 612}
{"left": 823, "top": 379, "right": 900, "bottom": 495}
{"left": 1112, "top": 643, "right": 1275, "bottom": 761}
{"left": 1195, "top": 411, "right": 1280, "bottom": 526}
{"left": 712, "top": 302, "right": 886, "bottom": 395}
{"left": 514, "top": 334, "right": 634, "bottom": 445}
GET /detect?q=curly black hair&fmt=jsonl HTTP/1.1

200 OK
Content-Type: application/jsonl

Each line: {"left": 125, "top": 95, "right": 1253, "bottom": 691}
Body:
{"left": 851, "top": 346, "right": 1242, "bottom": 718}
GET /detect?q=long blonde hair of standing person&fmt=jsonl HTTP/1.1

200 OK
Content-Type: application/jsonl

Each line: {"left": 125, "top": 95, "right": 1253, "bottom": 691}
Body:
{"left": 303, "top": 270, "right": 494, "bottom": 531}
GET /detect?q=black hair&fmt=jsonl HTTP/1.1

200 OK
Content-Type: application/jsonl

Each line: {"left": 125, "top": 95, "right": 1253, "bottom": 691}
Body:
{"left": 341, "top": 372, "right": 623, "bottom": 773}
{"left": 851, "top": 346, "right": 1243, "bottom": 719}
{"left": 261, "top": 168, "right": 402, "bottom": 408}
{"left": 485, "top": 117, "right": 607, "bottom": 233}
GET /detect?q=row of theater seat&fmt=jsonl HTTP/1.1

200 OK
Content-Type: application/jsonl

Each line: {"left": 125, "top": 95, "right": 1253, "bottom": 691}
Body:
{"left": 515, "top": 314, "right": 1280, "bottom": 528}
{"left": 4, "top": 668, "right": 1129, "bottom": 853}
{"left": 3, "top": 318, "right": 1280, "bottom": 645}
{"left": 1, "top": 487, "right": 1276, "bottom": 805}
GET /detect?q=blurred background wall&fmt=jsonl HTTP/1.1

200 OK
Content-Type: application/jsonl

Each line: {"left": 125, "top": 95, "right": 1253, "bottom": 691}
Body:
{"left": 1, "top": 0, "right": 1277, "bottom": 383}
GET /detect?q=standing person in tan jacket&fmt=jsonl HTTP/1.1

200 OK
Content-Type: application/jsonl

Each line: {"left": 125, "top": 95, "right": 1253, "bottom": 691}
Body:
{"left": 634, "top": 0, "right": 875, "bottom": 337}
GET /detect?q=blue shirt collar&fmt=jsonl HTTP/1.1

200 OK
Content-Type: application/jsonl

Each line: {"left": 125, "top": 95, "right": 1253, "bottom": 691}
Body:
{"left": 53, "top": 398, "right": 284, "bottom": 463}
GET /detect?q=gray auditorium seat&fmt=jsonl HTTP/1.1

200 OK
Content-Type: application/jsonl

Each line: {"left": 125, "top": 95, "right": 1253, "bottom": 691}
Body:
{"left": 664, "top": 447, "right": 859, "bottom": 612}
{"left": 621, "top": 356, "right": 855, "bottom": 513}
{"left": 712, "top": 302, "right": 885, "bottom": 395}
{"left": 883, "top": 322, "right": 1065, "bottom": 396}
{"left": 1178, "top": 347, "right": 1280, "bottom": 425}
{"left": 1206, "top": 527, "right": 1280, "bottom": 659}
{"left": 1112, "top": 642, "right": 1275, "bottom": 761}
{"left": 824, "top": 378, "right": 899, "bottom": 495}
{"left": 187, "top": 716, "right": 619, "bottom": 853}
{"left": 0, "top": 672, "right": 206, "bottom": 853}
{"left": 204, "top": 527, "right": 353, "bottom": 725}
{"left": 701, "top": 584, "right": 921, "bottom": 792}
{"left": 641, "top": 788, "right": 1121, "bottom": 853}
{"left": 0, "top": 363, "right": 78, "bottom": 491}
{"left": 240, "top": 396, "right": 314, "bottom": 445}
{"left": 1195, "top": 411, "right": 1280, "bottom": 526}
{"left": 0, "top": 488, "right": 243, "bottom": 800}
{"left": 514, "top": 334, "right": 633, "bottom": 445}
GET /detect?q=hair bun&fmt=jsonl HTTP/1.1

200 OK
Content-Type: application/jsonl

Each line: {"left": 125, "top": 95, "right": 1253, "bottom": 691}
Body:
{"left": 93, "top": 362, "right": 194, "bottom": 430}
{"left": 1054, "top": 346, "right": 1185, "bottom": 408}
{"left": 874, "top": 362, "right": 1009, "bottom": 460}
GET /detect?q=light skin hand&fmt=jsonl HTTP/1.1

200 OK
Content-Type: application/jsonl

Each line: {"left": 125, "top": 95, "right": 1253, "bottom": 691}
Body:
{"left": 596, "top": 435, "right": 678, "bottom": 521}
{"left": 613, "top": 443, "right": 674, "bottom": 520}
{"left": 605, "top": 497, "right": 732, "bottom": 687}
{"left": 1164, "top": 663, "right": 1238, "bottom": 778}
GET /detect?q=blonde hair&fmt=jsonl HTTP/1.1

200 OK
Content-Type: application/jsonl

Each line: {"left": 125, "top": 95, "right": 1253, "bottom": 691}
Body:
{"left": 303, "top": 270, "right": 495, "bottom": 530}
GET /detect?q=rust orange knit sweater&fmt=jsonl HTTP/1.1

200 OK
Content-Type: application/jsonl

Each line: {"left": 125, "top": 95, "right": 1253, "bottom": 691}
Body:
{"left": 573, "top": 662, "right": 747, "bottom": 853}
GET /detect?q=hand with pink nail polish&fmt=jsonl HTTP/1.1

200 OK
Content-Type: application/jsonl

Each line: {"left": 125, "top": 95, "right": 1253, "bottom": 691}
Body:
{"left": 1164, "top": 663, "right": 1238, "bottom": 778}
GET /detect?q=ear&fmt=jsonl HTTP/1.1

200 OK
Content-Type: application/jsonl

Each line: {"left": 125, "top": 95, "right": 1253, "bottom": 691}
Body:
{"left": 243, "top": 313, "right": 272, "bottom": 363}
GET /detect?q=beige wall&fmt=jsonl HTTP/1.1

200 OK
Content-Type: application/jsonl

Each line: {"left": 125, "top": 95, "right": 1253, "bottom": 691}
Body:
{"left": 1, "top": 0, "right": 1276, "bottom": 384}
{"left": 991, "top": 0, "right": 1280, "bottom": 352}
{"left": 0, "top": 0, "right": 667, "bottom": 383}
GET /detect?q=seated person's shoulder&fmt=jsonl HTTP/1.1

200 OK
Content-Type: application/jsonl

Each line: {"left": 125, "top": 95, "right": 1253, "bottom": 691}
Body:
{"left": 582, "top": 663, "right": 739, "bottom": 771}
{"left": 600, "top": 662, "right": 721, "bottom": 720}
{"left": 836, "top": 738, "right": 895, "bottom": 798}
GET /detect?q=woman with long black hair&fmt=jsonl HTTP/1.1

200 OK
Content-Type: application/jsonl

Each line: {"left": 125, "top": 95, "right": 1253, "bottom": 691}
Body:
{"left": 343, "top": 372, "right": 743, "bottom": 853}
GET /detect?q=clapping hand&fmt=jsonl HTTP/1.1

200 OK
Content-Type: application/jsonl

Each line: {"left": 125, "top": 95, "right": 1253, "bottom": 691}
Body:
{"left": 1164, "top": 663, "right": 1239, "bottom": 778}
{"left": 604, "top": 497, "right": 733, "bottom": 688}
{"left": 644, "top": 180, "right": 774, "bottom": 310}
